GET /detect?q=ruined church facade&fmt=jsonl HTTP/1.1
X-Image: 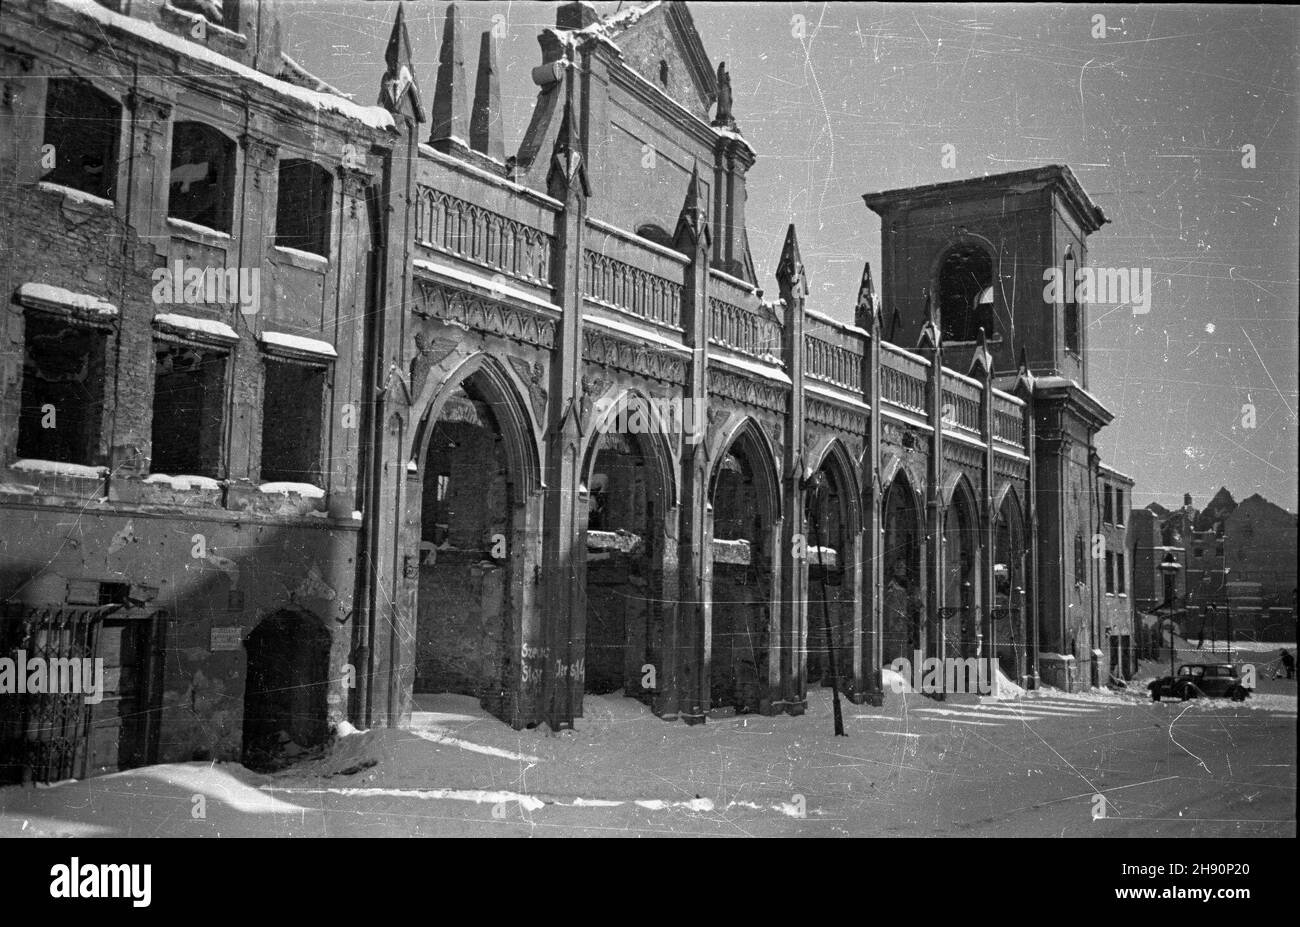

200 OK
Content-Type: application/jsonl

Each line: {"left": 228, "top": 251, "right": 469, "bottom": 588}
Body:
{"left": 0, "top": 0, "right": 1130, "bottom": 779}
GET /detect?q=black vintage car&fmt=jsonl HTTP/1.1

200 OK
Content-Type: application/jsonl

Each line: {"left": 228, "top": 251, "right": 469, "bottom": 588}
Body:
{"left": 1149, "top": 663, "right": 1251, "bottom": 701}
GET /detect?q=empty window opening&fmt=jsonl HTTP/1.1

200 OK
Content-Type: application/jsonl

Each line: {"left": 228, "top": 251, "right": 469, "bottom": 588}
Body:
{"left": 150, "top": 341, "right": 227, "bottom": 478}
{"left": 937, "top": 245, "right": 995, "bottom": 344}
{"left": 168, "top": 122, "right": 236, "bottom": 233}
{"left": 1117, "top": 552, "right": 1127, "bottom": 594}
{"left": 17, "top": 313, "right": 107, "bottom": 465}
{"left": 260, "top": 359, "right": 326, "bottom": 485}
{"left": 42, "top": 77, "right": 120, "bottom": 201}
{"left": 275, "top": 159, "right": 333, "bottom": 257}
{"left": 1064, "top": 247, "right": 1081, "bottom": 355}
{"left": 1105, "top": 551, "right": 1116, "bottom": 594}
{"left": 635, "top": 223, "right": 673, "bottom": 249}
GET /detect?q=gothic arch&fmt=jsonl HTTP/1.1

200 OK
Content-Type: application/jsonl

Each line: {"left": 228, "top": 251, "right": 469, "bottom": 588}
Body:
{"left": 580, "top": 388, "right": 680, "bottom": 508}
{"left": 707, "top": 415, "right": 782, "bottom": 515}
{"left": 808, "top": 437, "right": 863, "bottom": 537}
{"left": 409, "top": 351, "right": 542, "bottom": 502}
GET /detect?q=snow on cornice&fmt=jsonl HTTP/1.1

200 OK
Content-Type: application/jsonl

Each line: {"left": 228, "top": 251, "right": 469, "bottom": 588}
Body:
{"left": 48, "top": 0, "right": 394, "bottom": 132}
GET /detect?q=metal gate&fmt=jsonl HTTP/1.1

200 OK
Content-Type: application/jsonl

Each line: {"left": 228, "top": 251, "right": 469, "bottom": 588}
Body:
{"left": 0, "top": 604, "right": 106, "bottom": 784}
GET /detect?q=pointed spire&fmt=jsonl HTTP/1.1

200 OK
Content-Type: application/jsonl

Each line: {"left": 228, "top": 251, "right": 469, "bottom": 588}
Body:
{"left": 430, "top": 3, "right": 469, "bottom": 149}
{"left": 673, "top": 163, "right": 710, "bottom": 253}
{"left": 470, "top": 31, "right": 504, "bottom": 161}
{"left": 969, "top": 326, "right": 994, "bottom": 379}
{"left": 1014, "top": 345, "right": 1036, "bottom": 395}
{"left": 888, "top": 305, "right": 902, "bottom": 343}
{"left": 916, "top": 288, "right": 941, "bottom": 352}
{"left": 379, "top": 3, "right": 424, "bottom": 121}
{"left": 854, "top": 261, "right": 877, "bottom": 330}
{"left": 776, "top": 224, "right": 807, "bottom": 298}
{"left": 546, "top": 91, "right": 590, "bottom": 199}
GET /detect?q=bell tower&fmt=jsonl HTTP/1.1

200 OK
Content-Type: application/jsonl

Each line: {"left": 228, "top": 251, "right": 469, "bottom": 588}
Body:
{"left": 863, "top": 165, "right": 1108, "bottom": 385}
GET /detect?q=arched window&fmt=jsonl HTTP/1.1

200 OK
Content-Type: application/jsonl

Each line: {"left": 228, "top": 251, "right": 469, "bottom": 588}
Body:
{"left": 936, "top": 244, "right": 994, "bottom": 343}
{"left": 635, "top": 223, "right": 672, "bottom": 248}
{"left": 168, "top": 121, "right": 236, "bottom": 233}
{"left": 276, "top": 159, "right": 333, "bottom": 256}
{"left": 42, "top": 77, "right": 121, "bottom": 201}
{"left": 1063, "top": 246, "right": 1081, "bottom": 355}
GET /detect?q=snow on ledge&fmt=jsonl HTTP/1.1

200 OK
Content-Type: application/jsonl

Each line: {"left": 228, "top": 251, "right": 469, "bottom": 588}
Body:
{"left": 166, "top": 216, "right": 231, "bottom": 240}
{"left": 18, "top": 283, "right": 118, "bottom": 317}
{"left": 38, "top": 181, "right": 114, "bottom": 209}
{"left": 272, "top": 245, "right": 330, "bottom": 268}
{"left": 10, "top": 459, "right": 106, "bottom": 478}
{"left": 144, "top": 473, "right": 222, "bottom": 491}
{"left": 153, "top": 313, "right": 239, "bottom": 342}
{"left": 413, "top": 259, "right": 561, "bottom": 313}
{"left": 259, "top": 482, "right": 326, "bottom": 499}
{"left": 259, "top": 331, "right": 337, "bottom": 358}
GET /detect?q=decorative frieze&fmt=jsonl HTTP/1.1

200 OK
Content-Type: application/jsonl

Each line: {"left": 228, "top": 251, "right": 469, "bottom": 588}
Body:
{"left": 412, "top": 276, "right": 556, "bottom": 349}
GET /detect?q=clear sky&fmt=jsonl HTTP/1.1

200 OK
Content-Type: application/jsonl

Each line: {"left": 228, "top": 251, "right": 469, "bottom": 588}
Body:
{"left": 281, "top": 1, "right": 1300, "bottom": 513}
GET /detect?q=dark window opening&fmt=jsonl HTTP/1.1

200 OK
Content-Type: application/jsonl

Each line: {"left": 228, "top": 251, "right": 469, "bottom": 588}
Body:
{"left": 275, "top": 159, "right": 333, "bottom": 257}
{"left": 150, "top": 341, "right": 227, "bottom": 478}
{"left": 168, "top": 122, "right": 236, "bottom": 233}
{"left": 1073, "top": 533, "right": 1086, "bottom": 585}
{"left": 1103, "top": 484, "right": 1113, "bottom": 524}
{"left": 1117, "top": 552, "right": 1127, "bottom": 594}
{"left": 635, "top": 223, "right": 673, "bottom": 249}
{"left": 937, "top": 244, "right": 995, "bottom": 343}
{"left": 1105, "top": 551, "right": 1115, "bottom": 594}
{"left": 42, "top": 78, "right": 120, "bottom": 201}
{"left": 1064, "top": 247, "right": 1081, "bottom": 355}
{"left": 16, "top": 313, "right": 107, "bottom": 465}
{"left": 260, "top": 359, "right": 326, "bottom": 485}
{"left": 1116, "top": 489, "right": 1125, "bottom": 525}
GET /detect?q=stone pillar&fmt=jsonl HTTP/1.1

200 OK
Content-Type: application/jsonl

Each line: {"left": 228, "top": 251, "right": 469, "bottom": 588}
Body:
{"left": 672, "top": 166, "right": 710, "bottom": 723}
{"left": 857, "top": 262, "right": 884, "bottom": 705}
{"left": 540, "top": 77, "right": 590, "bottom": 729}
{"left": 917, "top": 293, "right": 945, "bottom": 686}
{"left": 776, "top": 224, "right": 807, "bottom": 715}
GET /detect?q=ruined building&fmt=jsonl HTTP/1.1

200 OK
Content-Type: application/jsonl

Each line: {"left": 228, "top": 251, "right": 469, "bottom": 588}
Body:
{"left": 0, "top": 0, "right": 1133, "bottom": 781}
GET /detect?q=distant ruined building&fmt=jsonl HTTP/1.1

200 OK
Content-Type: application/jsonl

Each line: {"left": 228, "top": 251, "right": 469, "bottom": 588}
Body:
{"left": 0, "top": 0, "right": 1133, "bottom": 781}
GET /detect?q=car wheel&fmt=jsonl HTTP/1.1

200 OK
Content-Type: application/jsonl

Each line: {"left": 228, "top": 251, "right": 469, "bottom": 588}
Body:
{"left": 1151, "top": 691, "right": 1161, "bottom": 702}
{"left": 1179, "top": 685, "right": 1195, "bottom": 701}
{"left": 1231, "top": 687, "right": 1246, "bottom": 702}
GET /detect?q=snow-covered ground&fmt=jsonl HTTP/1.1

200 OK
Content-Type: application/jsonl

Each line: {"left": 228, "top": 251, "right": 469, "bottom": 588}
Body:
{"left": 1, "top": 684, "right": 1293, "bottom": 838}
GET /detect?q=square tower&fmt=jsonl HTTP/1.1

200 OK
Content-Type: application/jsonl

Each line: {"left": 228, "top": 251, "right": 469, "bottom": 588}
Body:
{"left": 863, "top": 165, "right": 1108, "bottom": 385}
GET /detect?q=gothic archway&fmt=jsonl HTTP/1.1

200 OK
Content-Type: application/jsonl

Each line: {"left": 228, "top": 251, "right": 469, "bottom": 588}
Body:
{"left": 580, "top": 391, "right": 676, "bottom": 707}
{"left": 708, "top": 418, "right": 780, "bottom": 714}
{"left": 409, "top": 356, "right": 539, "bottom": 720}
{"left": 994, "top": 487, "right": 1029, "bottom": 682}
{"left": 882, "top": 468, "right": 925, "bottom": 665}
{"left": 942, "top": 475, "right": 983, "bottom": 660}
